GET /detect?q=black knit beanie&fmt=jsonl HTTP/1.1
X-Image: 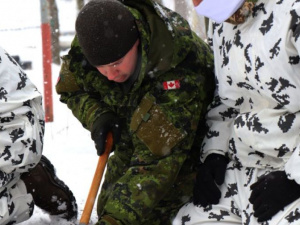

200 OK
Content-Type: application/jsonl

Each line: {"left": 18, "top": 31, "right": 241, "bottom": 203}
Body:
{"left": 75, "top": 0, "right": 139, "bottom": 66}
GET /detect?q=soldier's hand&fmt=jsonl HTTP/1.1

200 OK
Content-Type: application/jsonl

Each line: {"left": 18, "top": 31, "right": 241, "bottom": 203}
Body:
{"left": 91, "top": 112, "right": 122, "bottom": 156}
{"left": 193, "top": 153, "right": 228, "bottom": 207}
{"left": 249, "top": 171, "right": 300, "bottom": 222}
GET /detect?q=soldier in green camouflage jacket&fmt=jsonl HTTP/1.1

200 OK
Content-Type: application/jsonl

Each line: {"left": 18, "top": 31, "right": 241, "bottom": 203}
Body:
{"left": 56, "top": 0, "right": 214, "bottom": 224}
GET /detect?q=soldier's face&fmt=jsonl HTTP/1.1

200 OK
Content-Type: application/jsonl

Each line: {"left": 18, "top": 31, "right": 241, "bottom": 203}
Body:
{"left": 96, "top": 39, "right": 140, "bottom": 83}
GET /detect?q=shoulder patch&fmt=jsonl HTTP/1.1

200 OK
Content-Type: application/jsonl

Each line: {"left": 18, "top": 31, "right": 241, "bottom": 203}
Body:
{"left": 56, "top": 55, "right": 80, "bottom": 94}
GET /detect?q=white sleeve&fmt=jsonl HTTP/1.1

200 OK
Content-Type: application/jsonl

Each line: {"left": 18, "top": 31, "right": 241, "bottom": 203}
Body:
{"left": 201, "top": 88, "right": 239, "bottom": 161}
{"left": 285, "top": 6, "right": 300, "bottom": 184}
{"left": 0, "top": 47, "right": 45, "bottom": 186}
{"left": 201, "top": 22, "right": 239, "bottom": 161}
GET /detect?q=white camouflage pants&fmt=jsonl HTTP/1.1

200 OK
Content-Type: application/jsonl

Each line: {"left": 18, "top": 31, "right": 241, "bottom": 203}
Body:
{"left": 173, "top": 161, "right": 300, "bottom": 225}
{"left": 0, "top": 179, "right": 34, "bottom": 225}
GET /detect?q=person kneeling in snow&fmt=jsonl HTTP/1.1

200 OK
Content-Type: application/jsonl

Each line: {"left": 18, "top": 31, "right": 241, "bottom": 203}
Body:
{"left": 55, "top": 0, "right": 215, "bottom": 224}
{"left": 0, "top": 46, "right": 77, "bottom": 224}
{"left": 174, "top": 0, "right": 300, "bottom": 224}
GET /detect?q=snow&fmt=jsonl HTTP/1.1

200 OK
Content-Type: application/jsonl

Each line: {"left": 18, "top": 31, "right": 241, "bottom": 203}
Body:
{"left": 0, "top": 0, "right": 178, "bottom": 224}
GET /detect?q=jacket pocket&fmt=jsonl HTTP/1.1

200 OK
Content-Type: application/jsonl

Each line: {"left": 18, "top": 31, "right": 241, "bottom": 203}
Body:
{"left": 130, "top": 94, "right": 185, "bottom": 157}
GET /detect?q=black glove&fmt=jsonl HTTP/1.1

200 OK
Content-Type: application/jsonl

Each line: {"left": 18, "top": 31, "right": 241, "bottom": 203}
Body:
{"left": 193, "top": 153, "right": 229, "bottom": 207}
{"left": 249, "top": 171, "right": 300, "bottom": 222}
{"left": 91, "top": 113, "right": 122, "bottom": 156}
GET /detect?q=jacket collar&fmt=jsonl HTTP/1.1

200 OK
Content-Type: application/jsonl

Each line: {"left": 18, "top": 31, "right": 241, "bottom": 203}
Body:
{"left": 226, "top": 0, "right": 258, "bottom": 25}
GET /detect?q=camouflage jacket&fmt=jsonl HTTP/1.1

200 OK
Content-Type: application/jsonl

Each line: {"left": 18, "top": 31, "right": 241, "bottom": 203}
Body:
{"left": 56, "top": 0, "right": 214, "bottom": 224}
{"left": 56, "top": 0, "right": 214, "bottom": 131}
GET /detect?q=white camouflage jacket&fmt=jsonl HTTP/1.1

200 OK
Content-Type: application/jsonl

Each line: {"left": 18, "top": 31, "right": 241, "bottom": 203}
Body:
{"left": 202, "top": 0, "right": 300, "bottom": 184}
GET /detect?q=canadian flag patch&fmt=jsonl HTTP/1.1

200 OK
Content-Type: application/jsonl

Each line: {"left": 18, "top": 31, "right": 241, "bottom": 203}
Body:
{"left": 163, "top": 80, "right": 180, "bottom": 90}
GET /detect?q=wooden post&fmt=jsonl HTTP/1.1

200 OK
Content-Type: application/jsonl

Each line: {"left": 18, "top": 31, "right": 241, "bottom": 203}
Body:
{"left": 40, "top": 0, "right": 54, "bottom": 122}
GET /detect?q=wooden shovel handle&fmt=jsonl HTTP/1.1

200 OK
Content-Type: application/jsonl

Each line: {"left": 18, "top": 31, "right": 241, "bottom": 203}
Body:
{"left": 79, "top": 132, "right": 113, "bottom": 225}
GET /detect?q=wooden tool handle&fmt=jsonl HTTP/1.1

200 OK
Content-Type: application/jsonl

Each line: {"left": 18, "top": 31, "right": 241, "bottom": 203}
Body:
{"left": 79, "top": 132, "right": 113, "bottom": 225}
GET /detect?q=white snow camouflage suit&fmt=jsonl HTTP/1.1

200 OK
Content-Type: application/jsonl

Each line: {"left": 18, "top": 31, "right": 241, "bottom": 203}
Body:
{"left": 174, "top": 0, "right": 300, "bottom": 224}
{"left": 0, "top": 46, "right": 45, "bottom": 225}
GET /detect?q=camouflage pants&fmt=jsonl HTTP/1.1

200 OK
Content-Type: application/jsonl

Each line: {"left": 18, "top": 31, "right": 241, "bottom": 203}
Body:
{"left": 95, "top": 130, "right": 199, "bottom": 225}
